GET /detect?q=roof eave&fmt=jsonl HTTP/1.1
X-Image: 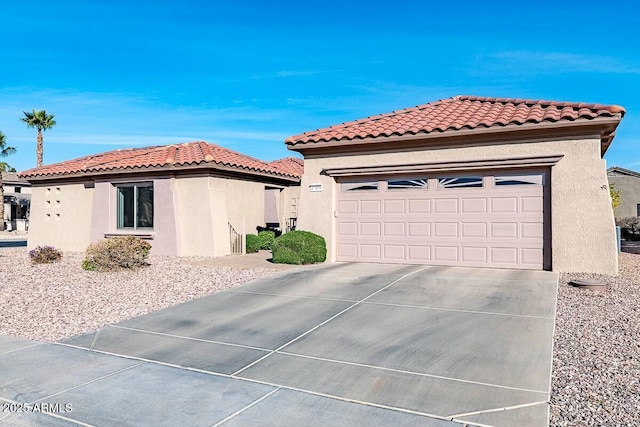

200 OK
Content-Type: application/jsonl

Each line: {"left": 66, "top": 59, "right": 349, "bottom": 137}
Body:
{"left": 287, "top": 116, "right": 623, "bottom": 156}
{"left": 19, "top": 162, "right": 301, "bottom": 183}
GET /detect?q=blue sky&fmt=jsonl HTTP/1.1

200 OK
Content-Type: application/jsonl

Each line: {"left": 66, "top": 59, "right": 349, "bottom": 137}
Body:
{"left": 1, "top": 0, "right": 639, "bottom": 173}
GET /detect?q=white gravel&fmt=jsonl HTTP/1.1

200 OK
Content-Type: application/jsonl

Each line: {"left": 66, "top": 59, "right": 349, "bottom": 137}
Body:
{"left": 0, "top": 248, "right": 277, "bottom": 342}
{"left": 550, "top": 252, "right": 640, "bottom": 426}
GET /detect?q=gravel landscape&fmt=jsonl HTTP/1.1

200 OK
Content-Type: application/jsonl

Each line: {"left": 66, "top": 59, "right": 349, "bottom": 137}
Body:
{"left": 0, "top": 248, "right": 277, "bottom": 341}
{"left": 1, "top": 247, "right": 638, "bottom": 425}
{"left": 550, "top": 252, "right": 640, "bottom": 426}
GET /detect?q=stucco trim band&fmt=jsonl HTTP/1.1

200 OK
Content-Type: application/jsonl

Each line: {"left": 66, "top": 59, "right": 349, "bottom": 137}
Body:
{"left": 322, "top": 154, "right": 564, "bottom": 177}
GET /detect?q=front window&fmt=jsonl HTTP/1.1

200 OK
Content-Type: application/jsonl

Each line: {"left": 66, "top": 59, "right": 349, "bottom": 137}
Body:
{"left": 117, "top": 183, "right": 153, "bottom": 229}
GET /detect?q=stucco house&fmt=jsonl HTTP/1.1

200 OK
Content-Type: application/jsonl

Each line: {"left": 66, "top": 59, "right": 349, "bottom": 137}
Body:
{"left": 2, "top": 172, "right": 31, "bottom": 231}
{"left": 18, "top": 141, "right": 302, "bottom": 256}
{"left": 286, "top": 95, "right": 625, "bottom": 275}
{"left": 607, "top": 166, "right": 640, "bottom": 219}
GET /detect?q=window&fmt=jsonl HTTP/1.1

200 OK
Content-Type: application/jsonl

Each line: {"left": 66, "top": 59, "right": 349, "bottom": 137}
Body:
{"left": 437, "top": 176, "right": 483, "bottom": 189}
{"left": 14, "top": 186, "right": 21, "bottom": 193}
{"left": 637, "top": 203, "right": 640, "bottom": 217}
{"left": 117, "top": 183, "right": 153, "bottom": 229}
{"left": 387, "top": 178, "right": 428, "bottom": 190}
{"left": 340, "top": 181, "right": 379, "bottom": 192}
{"left": 494, "top": 174, "right": 544, "bottom": 186}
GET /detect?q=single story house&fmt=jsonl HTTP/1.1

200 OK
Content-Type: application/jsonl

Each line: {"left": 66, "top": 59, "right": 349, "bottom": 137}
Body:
{"left": 607, "top": 166, "right": 640, "bottom": 219}
{"left": 2, "top": 172, "right": 31, "bottom": 231}
{"left": 286, "top": 95, "right": 625, "bottom": 275}
{"left": 19, "top": 141, "right": 302, "bottom": 256}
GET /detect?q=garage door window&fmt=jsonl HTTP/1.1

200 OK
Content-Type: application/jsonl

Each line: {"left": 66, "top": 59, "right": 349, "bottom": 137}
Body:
{"left": 387, "top": 178, "right": 428, "bottom": 190}
{"left": 437, "top": 176, "right": 483, "bottom": 189}
{"left": 494, "top": 174, "right": 544, "bottom": 186}
{"left": 341, "top": 181, "right": 378, "bottom": 192}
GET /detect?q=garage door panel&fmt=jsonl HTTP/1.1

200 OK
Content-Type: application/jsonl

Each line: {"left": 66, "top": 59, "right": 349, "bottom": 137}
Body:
{"left": 360, "top": 200, "right": 381, "bottom": 214}
{"left": 384, "top": 199, "right": 406, "bottom": 214}
{"left": 461, "top": 222, "right": 487, "bottom": 238}
{"left": 408, "top": 245, "right": 431, "bottom": 261}
{"left": 338, "top": 200, "right": 358, "bottom": 215}
{"left": 434, "top": 198, "right": 458, "bottom": 213}
{"left": 461, "top": 198, "right": 487, "bottom": 213}
{"left": 491, "top": 223, "right": 518, "bottom": 238}
{"left": 383, "top": 222, "right": 405, "bottom": 237}
{"left": 521, "top": 223, "right": 543, "bottom": 238}
{"left": 336, "top": 171, "right": 547, "bottom": 269}
{"left": 360, "top": 223, "right": 381, "bottom": 237}
{"left": 491, "top": 247, "right": 519, "bottom": 264}
{"left": 434, "top": 222, "right": 458, "bottom": 238}
{"left": 491, "top": 197, "right": 518, "bottom": 213}
{"left": 408, "top": 222, "right": 431, "bottom": 237}
{"left": 521, "top": 197, "right": 543, "bottom": 213}
{"left": 462, "top": 246, "right": 488, "bottom": 263}
{"left": 434, "top": 246, "right": 459, "bottom": 262}
{"left": 337, "top": 222, "right": 358, "bottom": 237}
{"left": 408, "top": 199, "right": 431, "bottom": 213}
{"left": 384, "top": 245, "right": 406, "bottom": 259}
{"left": 360, "top": 244, "right": 381, "bottom": 258}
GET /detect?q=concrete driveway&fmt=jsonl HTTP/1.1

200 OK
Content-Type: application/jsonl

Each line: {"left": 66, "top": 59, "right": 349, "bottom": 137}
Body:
{"left": 0, "top": 263, "right": 558, "bottom": 426}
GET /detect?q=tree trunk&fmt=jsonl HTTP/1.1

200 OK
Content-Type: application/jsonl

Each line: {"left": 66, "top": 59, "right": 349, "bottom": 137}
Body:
{"left": 36, "top": 129, "right": 43, "bottom": 168}
{"left": 0, "top": 175, "right": 5, "bottom": 232}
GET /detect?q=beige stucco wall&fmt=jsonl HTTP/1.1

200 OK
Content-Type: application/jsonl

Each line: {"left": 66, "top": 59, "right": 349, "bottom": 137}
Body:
{"left": 28, "top": 183, "right": 94, "bottom": 251}
{"left": 297, "top": 135, "right": 618, "bottom": 275}
{"left": 279, "top": 185, "right": 301, "bottom": 229}
{"left": 608, "top": 174, "right": 640, "bottom": 219}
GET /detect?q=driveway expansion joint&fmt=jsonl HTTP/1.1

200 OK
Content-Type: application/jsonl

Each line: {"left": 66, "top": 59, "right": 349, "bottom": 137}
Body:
{"left": 449, "top": 400, "right": 549, "bottom": 419}
{"left": 229, "top": 266, "right": 430, "bottom": 377}
{"left": 211, "top": 387, "right": 281, "bottom": 427}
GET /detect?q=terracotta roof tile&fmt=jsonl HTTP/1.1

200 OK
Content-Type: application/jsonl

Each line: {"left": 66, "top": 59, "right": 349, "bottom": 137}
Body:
{"left": 286, "top": 95, "right": 626, "bottom": 146}
{"left": 268, "top": 157, "right": 304, "bottom": 176}
{"left": 19, "top": 141, "right": 301, "bottom": 180}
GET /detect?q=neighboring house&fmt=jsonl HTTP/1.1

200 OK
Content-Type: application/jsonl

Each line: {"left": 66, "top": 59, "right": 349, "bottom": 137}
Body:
{"left": 286, "top": 95, "right": 625, "bottom": 275}
{"left": 607, "top": 166, "right": 640, "bottom": 219}
{"left": 19, "top": 141, "right": 302, "bottom": 256}
{"left": 2, "top": 172, "right": 31, "bottom": 231}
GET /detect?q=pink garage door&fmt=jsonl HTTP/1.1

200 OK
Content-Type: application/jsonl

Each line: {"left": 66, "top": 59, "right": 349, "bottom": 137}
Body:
{"left": 336, "top": 171, "right": 549, "bottom": 269}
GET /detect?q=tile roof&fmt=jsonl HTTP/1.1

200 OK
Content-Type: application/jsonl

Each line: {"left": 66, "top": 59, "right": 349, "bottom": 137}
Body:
{"left": 1, "top": 172, "right": 29, "bottom": 184}
{"left": 268, "top": 157, "right": 304, "bottom": 176}
{"left": 19, "top": 141, "right": 302, "bottom": 180}
{"left": 285, "top": 95, "right": 626, "bottom": 146}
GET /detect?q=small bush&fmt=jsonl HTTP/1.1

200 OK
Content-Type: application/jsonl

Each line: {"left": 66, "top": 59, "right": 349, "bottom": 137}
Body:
{"left": 258, "top": 230, "right": 276, "bottom": 250}
{"left": 246, "top": 234, "right": 261, "bottom": 253}
{"left": 29, "top": 245, "right": 63, "bottom": 264}
{"left": 272, "top": 230, "right": 326, "bottom": 265}
{"left": 83, "top": 236, "right": 151, "bottom": 272}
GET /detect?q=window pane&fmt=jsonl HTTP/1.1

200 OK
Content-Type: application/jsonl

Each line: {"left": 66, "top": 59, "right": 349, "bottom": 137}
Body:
{"left": 438, "top": 176, "right": 483, "bottom": 189}
{"left": 117, "top": 186, "right": 135, "bottom": 228}
{"left": 136, "top": 186, "right": 154, "bottom": 228}
{"left": 495, "top": 174, "right": 544, "bottom": 186}
{"left": 341, "top": 181, "right": 378, "bottom": 192}
{"left": 387, "top": 178, "right": 428, "bottom": 190}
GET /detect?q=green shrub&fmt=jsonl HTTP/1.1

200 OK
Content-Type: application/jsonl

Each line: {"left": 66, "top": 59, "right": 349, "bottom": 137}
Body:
{"left": 258, "top": 230, "right": 276, "bottom": 250}
{"left": 272, "top": 230, "right": 326, "bottom": 265}
{"left": 83, "top": 236, "right": 151, "bottom": 272}
{"left": 29, "top": 245, "right": 63, "bottom": 264}
{"left": 246, "top": 234, "right": 261, "bottom": 253}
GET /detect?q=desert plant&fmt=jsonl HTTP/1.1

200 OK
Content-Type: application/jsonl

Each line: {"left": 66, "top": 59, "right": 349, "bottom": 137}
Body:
{"left": 609, "top": 184, "right": 621, "bottom": 212}
{"left": 246, "top": 234, "right": 260, "bottom": 253}
{"left": 21, "top": 109, "right": 56, "bottom": 168}
{"left": 29, "top": 245, "right": 63, "bottom": 264}
{"left": 272, "top": 230, "right": 326, "bottom": 265}
{"left": 83, "top": 236, "right": 151, "bottom": 272}
{"left": 258, "top": 230, "right": 275, "bottom": 250}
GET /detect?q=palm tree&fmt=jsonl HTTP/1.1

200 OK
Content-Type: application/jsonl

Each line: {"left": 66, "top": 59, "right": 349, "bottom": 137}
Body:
{"left": 21, "top": 109, "right": 56, "bottom": 168}
{"left": 0, "top": 131, "right": 17, "bottom": 232}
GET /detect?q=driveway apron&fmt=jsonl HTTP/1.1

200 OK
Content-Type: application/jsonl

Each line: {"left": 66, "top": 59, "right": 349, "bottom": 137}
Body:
{"left": 2, "top": 262, "right": 557, "bottom": 426}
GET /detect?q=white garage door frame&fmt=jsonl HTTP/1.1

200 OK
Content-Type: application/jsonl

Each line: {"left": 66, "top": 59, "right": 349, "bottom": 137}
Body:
{"left": 334, "top": 168, "right": 552, "bottom": 270}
